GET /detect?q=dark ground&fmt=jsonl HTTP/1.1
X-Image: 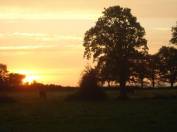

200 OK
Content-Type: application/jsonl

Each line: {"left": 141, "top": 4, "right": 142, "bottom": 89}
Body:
{"left": 0, "top": 89, "right": 177, "bottom": 132}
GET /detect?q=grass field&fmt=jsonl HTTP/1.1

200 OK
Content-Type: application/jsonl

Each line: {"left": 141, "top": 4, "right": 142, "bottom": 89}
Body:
{"left": 0, "top": 89, "right": 177, "bottom": 132}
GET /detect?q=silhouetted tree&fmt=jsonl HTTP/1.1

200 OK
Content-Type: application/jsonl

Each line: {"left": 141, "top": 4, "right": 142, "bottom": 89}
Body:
{"left": 157, "top": 46, "right": 177, "bottom": 88}
{"left": 170, "top": 22, "right": 177, "bottom": 45}
{"left": 130, "top": 54, "right": 149, "bottom": 88}
{"left": 146, "top": 54, "right": 160, "bottom": 88}
{"left": 8, "top": 73, "right": 25, "bottom": 88}
{"left": 78, "top": 67, "right": 106, "bottom": 100}
{"left": 83, "top": 6, "right": 148, "bottom": 97}
{"left": 0, "top": 64, "right": 8, "bottom": 90}
{"left": 80, "top": 67, "right": 98, "bottom": 90}
{"left": 67, "top": 66, "right": 106, "bottom": 101}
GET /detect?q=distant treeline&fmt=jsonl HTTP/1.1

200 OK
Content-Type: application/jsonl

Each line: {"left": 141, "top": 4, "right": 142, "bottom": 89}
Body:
{"left": 0, "top": 64, "right": 25, "bottom": 90}
{"left": 95, "top": 47, "right": 177, "bottom": 89}
{"left": 0, "top": 65, "right": 78, "bottom": 91}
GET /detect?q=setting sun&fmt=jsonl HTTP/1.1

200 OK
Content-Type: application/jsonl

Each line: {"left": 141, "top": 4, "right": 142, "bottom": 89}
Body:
{"left": 15, "top": 70, "right": 40, "bottom": 84}
{"left": 23, "top": 75, "right": 39, "bottom": 84}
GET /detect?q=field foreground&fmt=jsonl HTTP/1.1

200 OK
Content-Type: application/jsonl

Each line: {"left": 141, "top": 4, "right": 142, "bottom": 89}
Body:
{"left": 0, "top": 89, "right": 177, "bottom": 132}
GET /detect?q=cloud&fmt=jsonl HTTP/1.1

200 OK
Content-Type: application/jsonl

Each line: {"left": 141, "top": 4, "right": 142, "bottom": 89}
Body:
{"left": 0, "top": 7, "right": 100, "bottom": 20}
{"left": 0, "top": 0, "right": 109, "bottom": 10}
{"left": 0, "top": 44, "right": 55, "bottom": 50}
{"left": 0, "top": 0, "right": 176, "bottom": 20}
{"left": 0, "top": 32, "right": 83, "bottom": 51}
{"left": 0, "top": 32, "right": 83, "bottom": 50}
{"left": 0, "top": 32, "right": 82, "bottom": 41}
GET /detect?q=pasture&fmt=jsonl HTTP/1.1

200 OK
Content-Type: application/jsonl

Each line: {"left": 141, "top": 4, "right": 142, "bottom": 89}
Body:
{"left": 0, "top": 89, "right": 177, "bottom": 132}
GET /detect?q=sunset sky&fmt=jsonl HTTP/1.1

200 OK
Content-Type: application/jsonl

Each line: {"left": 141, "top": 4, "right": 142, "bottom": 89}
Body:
{"left": 0, "top": 0, "right": 176, "bottom": 86}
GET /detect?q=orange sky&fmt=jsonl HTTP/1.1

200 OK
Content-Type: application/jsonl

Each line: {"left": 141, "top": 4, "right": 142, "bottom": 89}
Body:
{"left": 0, "top": 0, "right": 176, "bottom": 86}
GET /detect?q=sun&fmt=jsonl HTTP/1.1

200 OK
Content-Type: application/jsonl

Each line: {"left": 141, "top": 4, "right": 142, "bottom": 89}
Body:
{"left": 15, "top": 69, "right": 40, "bottom": 84}
{"left": 23, "top": 75, "right": 39, "bottom": 84}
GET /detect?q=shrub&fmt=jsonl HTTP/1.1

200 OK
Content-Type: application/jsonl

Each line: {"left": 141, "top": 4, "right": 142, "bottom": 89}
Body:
{"left": 67, "top": 67, "right": 107, "bottom": 101}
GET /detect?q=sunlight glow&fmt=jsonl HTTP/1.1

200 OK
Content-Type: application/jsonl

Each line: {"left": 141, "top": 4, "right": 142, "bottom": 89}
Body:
{"left": 23, "top": 75, "right": 39, "bottom": 84}
{"left": 15, "top": 70, "right": 40, "bottom": 84}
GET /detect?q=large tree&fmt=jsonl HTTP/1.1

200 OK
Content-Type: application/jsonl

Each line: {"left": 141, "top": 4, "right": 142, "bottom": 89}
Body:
{"left": 170, "top": 22, "right": 177, "bottom": 45}
{"left": 83, "top": 6, "right": 148, "bottom": 97}
{"left": 157, "top": 46, "right": 177, "bottom": 88}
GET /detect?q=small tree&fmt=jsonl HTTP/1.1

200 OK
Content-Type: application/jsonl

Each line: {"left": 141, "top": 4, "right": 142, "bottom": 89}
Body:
{"left": 80, "top": 67, "right": 98, "bottom": 91}
{"left": 130, "top": 54, "right": 149, "bottom": 88}
{"left": 170, "top": 22, "right": 177, "bottom": 45}
{"left": 157, "top": 46, "right": 177, "bottom": 88}
{"left": 0, "top": 64, "right": 8, "bottom": 90}
{"left": 8, "top": 73, "right": 25, "bottom": 88}
{"left": 146, "top": 54, "right": 160, "bottom": 88}
{"left": 78, "top": 67, "right": 106, "bottom": 100}
{"left": 67, "top": 66, "right": 106, "bottom": 101}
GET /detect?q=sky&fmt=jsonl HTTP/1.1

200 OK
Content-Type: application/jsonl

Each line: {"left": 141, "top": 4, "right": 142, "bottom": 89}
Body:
{"left": 0, "top": 0, "right": 176, "bottom": 86}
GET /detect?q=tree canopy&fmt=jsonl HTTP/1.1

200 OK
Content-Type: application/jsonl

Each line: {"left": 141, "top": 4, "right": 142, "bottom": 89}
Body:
{"left": 8, "top": 73, "right": 25, "bottom": 87}
{"left": 0, "top": 64, "right": 25, "bottom": 90}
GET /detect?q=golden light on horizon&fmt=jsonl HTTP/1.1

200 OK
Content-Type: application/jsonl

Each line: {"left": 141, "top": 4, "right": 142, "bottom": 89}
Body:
{"left": 23, "top": 75, "right": 39, "bottom": 84}
{"left": 15, "top": 70, "right": 40, "bottom": 84}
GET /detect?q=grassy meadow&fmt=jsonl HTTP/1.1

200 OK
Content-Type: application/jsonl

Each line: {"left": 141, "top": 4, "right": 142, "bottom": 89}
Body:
{"left": 0, "top": 89, "right": 177, "bottom": 132}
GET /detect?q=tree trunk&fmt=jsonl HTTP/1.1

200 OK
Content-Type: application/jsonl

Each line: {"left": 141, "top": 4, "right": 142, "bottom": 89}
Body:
{"left": 140, "top": 78, "right": 144, "bottom": 89}
{"left": 119, "top": 81, "right": 127, "bottom": 98}
{"left": 152, "top": 78, "right": 155, "bottom": 88}
{"left": 119, "top": 59, "right": 128, "bottom": 99}
{"left": 171, "top": 81, "right": 174, "bottom": 88}
{"left": 108, "top": 81, "right": 111, "bottom": 88}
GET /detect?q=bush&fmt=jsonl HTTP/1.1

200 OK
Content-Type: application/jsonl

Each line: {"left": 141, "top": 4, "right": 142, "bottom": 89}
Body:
{"left": 67, "top": 67, "right": 107, "bottom": 101}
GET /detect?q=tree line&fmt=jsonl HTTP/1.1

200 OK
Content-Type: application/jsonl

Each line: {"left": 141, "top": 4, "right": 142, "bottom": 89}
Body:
{"left": 0, "top": 64, "right": 25, "bottom": 90}
{"left": 94, "top": 46, "right": 177, "bottom": 89}
{"left": 0, "top": 64, "right": 73, "bottom": 91}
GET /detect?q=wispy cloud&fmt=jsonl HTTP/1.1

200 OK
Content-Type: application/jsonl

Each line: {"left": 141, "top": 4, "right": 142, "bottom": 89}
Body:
{"left": 0, "top": 32, "right": 83, "bottom": 51}
{"left": 0, "top": 44, "right": 55, "bottom": 50}
{"left": 0, "top": 8, "right": 99, "bottom": 20}
{"left": 0, "top": 32, "right": 82, "bottom": 41}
